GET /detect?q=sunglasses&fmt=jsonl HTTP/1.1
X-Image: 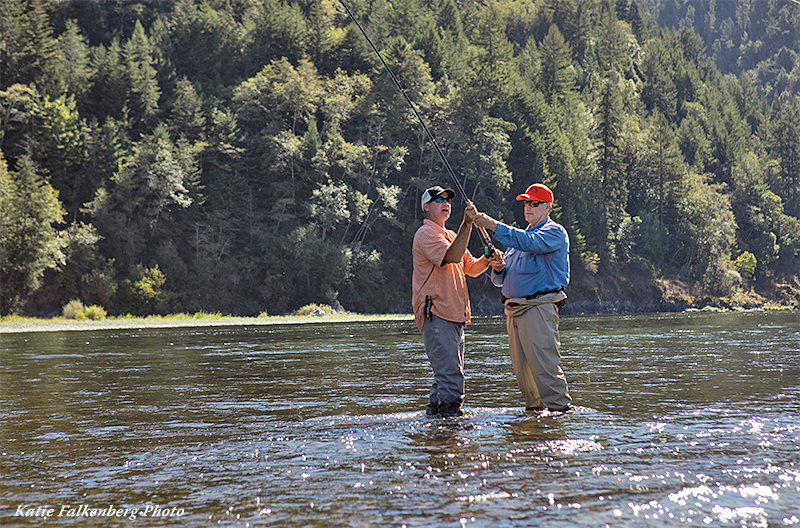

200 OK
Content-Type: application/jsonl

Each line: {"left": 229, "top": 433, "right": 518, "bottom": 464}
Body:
{"left": 523, "top": 200, "right": 548, "bottom": 208}
{"left": 432, "top": 196, "right": 452, "bottom": 203}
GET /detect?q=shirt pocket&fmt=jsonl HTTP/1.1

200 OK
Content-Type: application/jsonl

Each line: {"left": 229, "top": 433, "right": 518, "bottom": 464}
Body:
{"left": 514, "top": 251, "right": 541, "bottom": 277}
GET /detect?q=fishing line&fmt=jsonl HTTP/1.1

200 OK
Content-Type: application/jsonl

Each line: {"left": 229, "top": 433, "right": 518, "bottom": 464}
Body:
{"left": 338, "top": 0, "right": 497, "bottom": 258}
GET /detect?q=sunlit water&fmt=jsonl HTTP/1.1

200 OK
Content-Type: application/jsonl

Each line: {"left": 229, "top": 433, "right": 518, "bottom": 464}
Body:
{"left": 1, "top": 311, "right": 798, "bottom": 527}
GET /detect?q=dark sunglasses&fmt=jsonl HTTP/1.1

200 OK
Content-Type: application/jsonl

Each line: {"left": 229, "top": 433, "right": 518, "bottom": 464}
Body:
{"left": 523, "top": 200, "right": 548, "bottom": 208}
{"left": 432, "top": 196, "right": 452, "bottom": 203}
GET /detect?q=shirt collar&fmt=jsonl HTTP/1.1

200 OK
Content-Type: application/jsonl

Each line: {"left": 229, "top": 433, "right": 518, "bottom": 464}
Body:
{"left": 527, "top": 217, "right": 550, "bottom": 230}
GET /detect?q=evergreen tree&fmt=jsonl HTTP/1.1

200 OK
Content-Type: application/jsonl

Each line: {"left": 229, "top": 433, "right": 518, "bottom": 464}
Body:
{"left": 434, "top": 0, "right": 470, "bottom": 83}
{"left": 0, "top": 0, "right": 27, "bottom": 90}
{"left": 592, "top": 72, "right": 628, "bottom": 266}
{"left": 56, "top": 19, "right": 93, "bottom": 100}
{"left": 640, "top": 34, "right": 678, "bottom": 121}
{"left": 245, "top": 0, "right": 309, "bottom": 66}
{"left": 169, "top": 0, "right": 245, "bottom": 93}
{"left": 35, "top": 94, "right": 88, "bottom": 215}
{"left": 632, "top": 111, "right": 685, "bottom": 231}
{"left": 0, "top": 83, "right": 39, "bottom": 165}
{"left": 87, "top": 124, "right": 200, "bottom": 273}
{"left": 538, "top": 24, "right": 575, "bottom": 106}
{"left": 462, "top": 116, "right": 515, "bottom": 207}
{"left": 123, "top": 20, "right": 161, "bottom": 134}
{"left": 307, "top": 0, "right": 342, "bottom": 71}
{"left": 0, "top": 154, "right": 66, "bottom": 314}
{"left": 672, "top": 168, "right": 738, "bottom": 294}
{"left": 10, "top": 0, "right": 63, "bottom": 95}
{"left": 168, "top": 76, "right": 205, "bottom": 141}
{"left": 595, "top": 0, "right": 629, "bottom": 75}
{"left": 465, "top": 2, "right": 514, "bottom": 118}
{"left": 87, "top": 39, "right": 129, "bottom": 122}
{"left": 767, "top": 95, "right": 800, "bottom": 219}
{"left": 676, "top": 101, "right": 711, "bottom": 170}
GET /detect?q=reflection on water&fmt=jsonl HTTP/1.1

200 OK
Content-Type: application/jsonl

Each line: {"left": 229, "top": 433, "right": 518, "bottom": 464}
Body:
{"left": 0, "top": 311, "right": 798, "bottom": 526}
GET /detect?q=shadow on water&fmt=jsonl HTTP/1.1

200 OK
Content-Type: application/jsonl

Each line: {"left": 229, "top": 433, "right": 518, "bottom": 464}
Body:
{"left": 0, "top": 311, "right": 798, "bottom": 526}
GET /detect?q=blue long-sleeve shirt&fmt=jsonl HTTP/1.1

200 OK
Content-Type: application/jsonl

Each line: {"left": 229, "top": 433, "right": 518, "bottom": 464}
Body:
{"left": 490, "top": 218, "right": 570, "bottom": 299}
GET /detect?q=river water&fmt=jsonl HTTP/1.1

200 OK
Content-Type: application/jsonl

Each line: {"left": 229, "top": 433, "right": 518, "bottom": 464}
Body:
{"left": 0, "top": 311, "right": 798, "bottom": 527}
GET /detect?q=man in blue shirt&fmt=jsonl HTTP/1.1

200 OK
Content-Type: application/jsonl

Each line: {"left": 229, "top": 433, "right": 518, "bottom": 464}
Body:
{"left": 473, "top": 183, "right": 572, "bottom": 413}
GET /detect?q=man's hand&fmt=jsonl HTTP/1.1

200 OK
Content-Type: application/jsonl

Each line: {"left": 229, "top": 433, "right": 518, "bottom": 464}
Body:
{"left": 490, "top": 251, "right": 505, "bottom": 272}
{"left": 464, "top": 202, "right": 478, "bottom": 225}
{"left": 442, "top": 203, "right": 475, "bottom": 265}
{"left": 474, "top": 212, "right": 500, "bottom": 232}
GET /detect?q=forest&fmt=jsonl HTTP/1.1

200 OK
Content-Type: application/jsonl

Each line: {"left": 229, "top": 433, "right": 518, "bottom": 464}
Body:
{"left": 0, "top": 0, "right": 798, "bottom": 317}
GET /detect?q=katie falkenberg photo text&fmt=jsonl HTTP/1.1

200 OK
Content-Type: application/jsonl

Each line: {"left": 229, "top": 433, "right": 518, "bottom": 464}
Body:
{"left": 13, "top": 503, "right": 186, "bottom": 521}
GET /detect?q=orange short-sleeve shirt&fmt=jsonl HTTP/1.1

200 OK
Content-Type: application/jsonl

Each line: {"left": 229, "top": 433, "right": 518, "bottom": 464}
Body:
{"left": 412, "top": 219, "right": 485, "bottom": 332}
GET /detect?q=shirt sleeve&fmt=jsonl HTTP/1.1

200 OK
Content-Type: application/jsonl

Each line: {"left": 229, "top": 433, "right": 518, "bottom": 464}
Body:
{"left": 462, "top": 251, "right": 486, "bottom": 278}
{"left": 417, "top": 225, "right": 451, "bottom": 267}
{"left": 490, "top": 267, "right": 505, "bottom": 287}
{"left": 494, "top": 221, "right": 565, "bottom": 253}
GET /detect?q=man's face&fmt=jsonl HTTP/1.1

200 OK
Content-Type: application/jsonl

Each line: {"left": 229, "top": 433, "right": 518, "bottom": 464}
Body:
{"left": 523, "top": 200, "right": 551, "bottom": 226}
{"left": 423, "top": 195, "right": 452, "bottom": 225}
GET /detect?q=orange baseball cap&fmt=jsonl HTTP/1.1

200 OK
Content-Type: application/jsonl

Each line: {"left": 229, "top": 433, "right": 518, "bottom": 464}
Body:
{"left": 516, "top": 183, "right": 553, "bottom": 203}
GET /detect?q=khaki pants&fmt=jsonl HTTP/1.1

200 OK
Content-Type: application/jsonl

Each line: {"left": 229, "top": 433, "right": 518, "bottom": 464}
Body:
{"left": 504, "top": 292, "right": 572, "bottom": 411}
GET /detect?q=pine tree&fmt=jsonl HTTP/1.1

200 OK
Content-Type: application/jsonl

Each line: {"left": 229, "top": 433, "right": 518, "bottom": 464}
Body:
{"left": 123, "top": 20, "right": 161, "bottom": 134}
{"left": 592, "top": 72, "right": 628, "bottom": 266}
{"left": 0, "top": 0, "right": 28, "bottom": 90}
{"left": 168, "top": 77, "right": 205, "bottom": 141}
{"left": 767, "top": 96, "right": 800, "bottom": 219}
{"left": 538, "top": 24, "right": 575, "bottom": 106}
{"left": 35, "top": 94, "right": 88, "bottom": 215}
{"left": 14, "top": 0, "right": 63, "bottom": 95}
{"left": 0, "top": 154, "right": 66, "bottom": 313}
{"left": 56, "top": 20, "right": 93, "bottom": 100}
{"left": 88, "top": 39, "right": 129, "bottom": 123}
{"left": 466, "top": 2, "right": 514, "bottom": 118}
{"left": 640, "top": 34, "right": 678, "bottom": 121}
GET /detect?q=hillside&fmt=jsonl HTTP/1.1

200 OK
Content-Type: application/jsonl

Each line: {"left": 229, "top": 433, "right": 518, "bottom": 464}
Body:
{"left": 0, "top": 0, "right": 798, "bottom": 316}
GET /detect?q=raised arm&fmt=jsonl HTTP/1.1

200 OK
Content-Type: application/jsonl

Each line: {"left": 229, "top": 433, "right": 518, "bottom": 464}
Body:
{"left": 442, "top": 204, "right": 475, "bottom": 265}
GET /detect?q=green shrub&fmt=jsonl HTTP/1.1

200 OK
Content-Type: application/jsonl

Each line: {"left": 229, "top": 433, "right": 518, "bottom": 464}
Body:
{"left": 83, "top": 305, "right": 107, "bottom": 320}
{"left": 296, "top": 303, "right": 333, "bottom": 316}
{"left": 734, "top": 251, "right": 757, "bottom": 281}
{"left": 62, "top": 299, "right": 85, "bottom": 319}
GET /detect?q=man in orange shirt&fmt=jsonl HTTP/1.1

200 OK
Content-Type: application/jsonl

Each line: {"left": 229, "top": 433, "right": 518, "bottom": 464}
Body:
{"left": 412, "top": 186, "right": 492, "bottom": 418}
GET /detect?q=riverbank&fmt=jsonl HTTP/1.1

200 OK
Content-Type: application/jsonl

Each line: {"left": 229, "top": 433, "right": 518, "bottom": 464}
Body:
{"left": 0, "top": 312, "right": 414, "bottom": 334}
{"left": 548, "top": 266, "right": 800, "bottom": 316}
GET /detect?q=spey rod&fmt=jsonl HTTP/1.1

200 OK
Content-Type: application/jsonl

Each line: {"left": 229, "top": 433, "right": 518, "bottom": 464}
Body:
{"left": 338, "top": 0, "right": 497, "bottom": 258}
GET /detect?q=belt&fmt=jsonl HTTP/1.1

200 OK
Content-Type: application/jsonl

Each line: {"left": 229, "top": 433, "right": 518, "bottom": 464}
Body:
{"left": 502, "top": 286, "right": 565, "bottom": 306}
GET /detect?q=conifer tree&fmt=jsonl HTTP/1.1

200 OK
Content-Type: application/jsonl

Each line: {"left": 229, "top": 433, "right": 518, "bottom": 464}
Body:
{"left": 88, "top": 39, "right": 129, "bottom": 123}
{"left": 539, "top": 24, "right": 575, "bottom": 106}
{"left": 168, "top": 77, "right": 205, "bottom": 142}
{"left": 592, "top": 72, "right": 628, "bottom": 266}
{"left": 0, "top": 0, "right": 27, "bottom": 90}
{"left": 0, "top": 154, "right": 66, "bottom": 314}
{"left": 35, "top": 94, "right": 88, "bottom": 215}
{"left": 767, "top": 96, "right": 800, "bottom": 218}
{"left": 640, "top": 33, "right": 678, "bottom": 121}
{"left": 123, "top": 20, "right": 161, "bottom": 134}
{"left": 14, "top": 0, "right": 63, "bottom": 95}
{"left": 56, "top": 20, "right": 93, "bottom": 100}
{"left": 466, "top": 2, "right": 514, "bottom": 118}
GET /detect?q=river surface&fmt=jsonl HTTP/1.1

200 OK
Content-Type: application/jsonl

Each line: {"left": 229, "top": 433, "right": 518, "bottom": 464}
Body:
{"left": 0, "top": 311, "right": 798, "bottom": 527}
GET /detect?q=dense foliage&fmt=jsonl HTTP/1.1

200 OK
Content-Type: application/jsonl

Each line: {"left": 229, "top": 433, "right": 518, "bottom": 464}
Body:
{"left": 1, "top": 0, "right": 798, "bottom": 316}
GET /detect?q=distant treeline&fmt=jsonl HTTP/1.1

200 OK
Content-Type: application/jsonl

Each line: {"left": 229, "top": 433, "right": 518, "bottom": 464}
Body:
{"left": 0, "top": 0, "right": 798, "bottom": 316}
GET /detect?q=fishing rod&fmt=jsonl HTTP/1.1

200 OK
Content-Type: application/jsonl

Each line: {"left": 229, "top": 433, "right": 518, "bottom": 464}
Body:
{"left": 338, "top": 0, "right": 498, "bottom": 259}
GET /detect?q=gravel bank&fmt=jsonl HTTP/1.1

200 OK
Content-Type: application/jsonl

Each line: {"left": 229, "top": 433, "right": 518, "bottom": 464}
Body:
{"left": 0, "top": 314, "right": 413, "bottom": 334}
